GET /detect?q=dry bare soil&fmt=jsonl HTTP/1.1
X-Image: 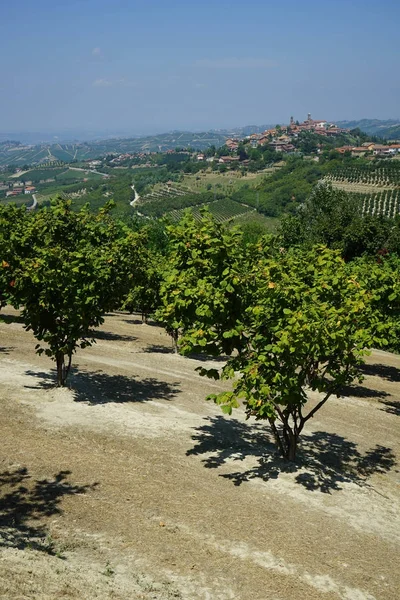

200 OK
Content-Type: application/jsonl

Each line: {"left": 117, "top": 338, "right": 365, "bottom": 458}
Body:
{"left": 0, "top": 309, "right": 399, "bottom": 600}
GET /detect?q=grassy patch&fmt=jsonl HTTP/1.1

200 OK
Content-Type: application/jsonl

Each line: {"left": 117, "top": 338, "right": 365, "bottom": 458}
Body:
{"left": 0, "top": 194, "right": 31, "bottom": 207}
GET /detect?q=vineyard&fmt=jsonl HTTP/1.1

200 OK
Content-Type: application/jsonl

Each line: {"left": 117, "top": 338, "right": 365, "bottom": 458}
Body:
{"left": 138, "top": 183, "right": 211, "bottom": 218}
{"left": 23, "top": 161, "right": 66, "bottom": 171}
{"left": 137, "top": 181, "right": 254, "bottom": 221}
{"left": 142, "top": 182, "right": 195, "bottom": 201}
{"left": 321, "top": 161, "right": 400, "bottom": 219}
{"left": 356, "top": 190, "right": 400, "bottom": 218}
{"left": 16, "top": 167, "right": 66, "bottom": 183}
{"left": 325, "top": 161, "right": 400, "bottom": 189}
{"left": 168, "top": 198, "right": 255, "bottom": 223}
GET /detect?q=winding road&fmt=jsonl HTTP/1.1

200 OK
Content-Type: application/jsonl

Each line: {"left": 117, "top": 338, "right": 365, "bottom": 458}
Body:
{"left": 130, "top": 184, "right": 149, "bottom": 218}
{"left": 27, "top": 193, "right": 38, "bottom": 211}
{"left": 68, "top": 166, "right": 110, "bottom": 177}
{"left": 130, "top": 184, "right": 140, "bottom": 207}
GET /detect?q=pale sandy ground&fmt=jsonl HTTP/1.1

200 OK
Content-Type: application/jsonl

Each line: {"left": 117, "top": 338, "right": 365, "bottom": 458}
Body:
{"left": 0, "top": 308, "right": 399, "bottom": 600}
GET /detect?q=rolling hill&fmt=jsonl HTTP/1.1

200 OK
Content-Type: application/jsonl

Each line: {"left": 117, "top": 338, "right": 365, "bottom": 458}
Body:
{"left": 0, "top": 131, "right": 230, "bottom": 168}
{"left": 335, "top": 119, "right": 400, "bottom": 140}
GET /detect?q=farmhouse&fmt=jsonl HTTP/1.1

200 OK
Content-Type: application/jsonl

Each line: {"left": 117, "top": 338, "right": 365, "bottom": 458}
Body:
{"left": 24, "top": 186, "right": 36, "bottom": 194}
{"left": 351, "top": 147, "right": 369, "bottom": 156}
{"left": 6, "top": 189, "right": 23, "bottom": 197}
{"left": 218, "top": 156, "right": 241, "bottom": 164}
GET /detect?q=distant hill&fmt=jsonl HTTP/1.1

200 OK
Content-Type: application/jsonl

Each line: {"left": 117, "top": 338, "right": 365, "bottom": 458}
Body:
{"left": 335, "top": 119, "right": 400, "bottom": 140}
{"left": 0, "top": 130, "right": 230, "bottom": 168}
{"left": 216, "top": 124, "right": 275, "bottom": 136}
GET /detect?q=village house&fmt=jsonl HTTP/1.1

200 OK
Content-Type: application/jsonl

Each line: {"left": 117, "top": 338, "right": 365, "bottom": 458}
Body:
{"left": 6, "top": 189, "right": 23, "bottom": 197}
{"left": 277, "top": 134, "right": 292, "bottom": 144}
{"left": 336, "top": 146, "right": 353, "bottom": 154}
{"left": 362, "top": 143, "right": 376, "bottom": 150}
{"left": 225, "top": 138, "right": 240, "bottom": 151}
{"left": 325, "top": 127, "right": 343, "bottom": 136}
{"left": 269, "top": 141, "right": 296, "bottom": 153}
{"left": 351, "top": 147, "right": 369, "bottom": 156}
{"left": 24, "top": 186, "right": 36, "bottom": 194}
{"left": 374, "top": 144, "right": 400, "bottom": 156}
{"left": 218, "top": 156, "right": 241, "bottom": 164}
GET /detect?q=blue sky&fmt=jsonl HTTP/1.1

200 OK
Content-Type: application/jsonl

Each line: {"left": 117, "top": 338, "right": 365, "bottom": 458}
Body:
{"left": 1, "top": 0, "right": 399, "bottom": 135}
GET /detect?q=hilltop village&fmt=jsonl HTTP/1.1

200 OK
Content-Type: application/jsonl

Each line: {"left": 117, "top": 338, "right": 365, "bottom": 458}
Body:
{"left": 224, "top": 114, "right": 400, "bottom": 157}
{"left": 231, "top": 113, "right": 348, "bottom": 153}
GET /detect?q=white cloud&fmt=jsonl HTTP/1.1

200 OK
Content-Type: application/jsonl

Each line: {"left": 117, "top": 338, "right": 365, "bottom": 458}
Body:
{"left": 92, "top": 47, "right": 102, "bottom": 57}
{"left": 93, "top": 78, "right": 112, "bottom": 87}
{"left": 195, "top": 58, "right": 277, "bottom": 69}
{"left": 115, "top": 78, "right": 137, "bottom": 87}
{"left": 92, "top": 77, "right": 137, "bottom": 88}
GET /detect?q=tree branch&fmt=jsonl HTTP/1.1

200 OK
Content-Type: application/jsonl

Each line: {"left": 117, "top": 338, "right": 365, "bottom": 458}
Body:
{"left": 268, "top": 417, "right": 285, "bottom": 456}
{"left": 302, "top": 390, "right": 332, "bottom": 425}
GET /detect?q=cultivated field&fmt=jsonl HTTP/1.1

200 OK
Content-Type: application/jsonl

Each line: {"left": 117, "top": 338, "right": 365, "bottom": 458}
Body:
{"left": 181, "top": 168, "right": 279, "bottom": 193}
{"left": 142, "top": 168, "right": 278, "bottom": 200}
{"left": 168, "top": 198, "right": 255, "bottom": 223}
{"left": 323, "top": 163, "right": 400, "bottom": 218}
{"left": 138, "top": 168, "right": 281, "bottom": 222}
{"left": 0, "top": 309, "right": 399, "bottom": 599}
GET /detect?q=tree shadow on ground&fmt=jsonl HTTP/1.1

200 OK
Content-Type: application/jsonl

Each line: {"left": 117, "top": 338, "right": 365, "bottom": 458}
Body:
{"left": 0, "top": 346, "right": 12, "bottom": 354}
{"left": 0, "top": 467, "right": 97, "bottom": 553}
{"left": 341, "top": 364, "right": 400, "bottom": 415}
{"left": 360, "top": 363, "right": 400, "bottom": 382}
{"left": 142, "top": 344, "right": 175, "bottom": 354}
{"left": 121, "top": 318, "right": 146, "bottom": 325}
{"left": 121, "top": 317, "right": 159, "bottom": 327}
{"left": 338, "top": 383, "right": 390, "bottom": 399}
{"left": 25, "top": 368, "right": 181, "bottom": 405}
{"left": 380, "top": 399, "right": 400, "bottom": 416}
{"left": 89, "top": 329, "right": 138, "bottom": 342}
{"left": 187, "top": 416, "right": 396, "bottom": 494}
{"left": 185, "top": 352, "right": 228, "bottom": 363}
{"left": 104, "top": 311, "right": 144, "bottom": 326}
{"left": 0, "top": 313, "right": 24, "bottom": 324}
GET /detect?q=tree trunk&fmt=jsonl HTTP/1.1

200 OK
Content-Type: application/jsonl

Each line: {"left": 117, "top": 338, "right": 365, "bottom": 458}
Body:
{"left": 283, "top": 423, "right": 298, "bottom": 461}
{"left": 268, "top": 417, "right": 285, "bottom": 457}
{"left": 286, "top": 435, "right": 297, "bottom": 461}
{"left": 171, "top": 330, "right": 179, "bottom": 353}
{"left": 56, "top": 352, "right": 66, "bottom": 387}
{"left": 268, "top": 417, "right": 298, "bottom": 461}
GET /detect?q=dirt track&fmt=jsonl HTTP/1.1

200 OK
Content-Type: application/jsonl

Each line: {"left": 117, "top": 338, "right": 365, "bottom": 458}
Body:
{"left": 0, "top": 309, "right": 399, "bottom": 600}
